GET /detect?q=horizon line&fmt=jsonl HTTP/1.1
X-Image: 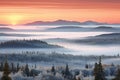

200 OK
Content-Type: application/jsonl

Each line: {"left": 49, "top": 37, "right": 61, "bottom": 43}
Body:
{"left": 0, "top": 19, "right": 120, "bottom": 26}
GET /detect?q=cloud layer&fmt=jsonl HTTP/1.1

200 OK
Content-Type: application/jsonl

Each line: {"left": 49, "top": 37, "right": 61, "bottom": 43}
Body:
{"left": 0, "top": 0, "right": 119, "bottom": 9}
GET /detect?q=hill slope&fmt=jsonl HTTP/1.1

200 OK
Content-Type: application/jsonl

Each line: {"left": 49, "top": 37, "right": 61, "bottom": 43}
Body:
{"left": 45, "top": 26, "right": 88, "bottom": 32}
{"left": 0, "top": 40, "right": 62, "bottom": 48}
{"left": 0, "top": 27, "right": 14, "bottom": 31}
{"left": 74, "top": 33, "right": 120, "bottom": 45}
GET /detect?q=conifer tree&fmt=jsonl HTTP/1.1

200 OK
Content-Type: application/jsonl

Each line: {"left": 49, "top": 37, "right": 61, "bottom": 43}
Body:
{"left": 113, "top": 68, "right": 120, "bottom": 80}
{"left": 51, "top": 65, "right": 55, "bottom": 75}
{"left": 64, "top": 64, "right": 71, "bottom": 78}
{"left": 24, "top": 64, "right": 30, "bottom": 77}
{"left": 94, "top": 57, "right": 106, "bottom": 80}
{"left": 85, "top": 64, "right": 89, "bottom": 69}
{"left": 0, "top": 62, "right": 3, "bottom": 71}
{"left": 1, "top": 57, "right": 11, "bottom": 80}
{"left": 93, "top": 62, "right": 98, "bottom": 76}
{"left": 11, "top": 63, "right": 14, "bottom": 73}
{"left": 17, "top": 63, "right": 19, "bottom": 72}
{"left": 34, "top": 64, "right": 36, "bottom": 69}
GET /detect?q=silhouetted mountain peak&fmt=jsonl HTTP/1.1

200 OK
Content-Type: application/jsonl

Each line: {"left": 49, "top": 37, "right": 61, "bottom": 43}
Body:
{"left": 82, "top": 20, "right": 107, "bottom": 25}
{"left": 22, "top": 19, "right": 116, "bottom": 26}
{"left": 24, "top": 20, "right": 107, "bottom": 25}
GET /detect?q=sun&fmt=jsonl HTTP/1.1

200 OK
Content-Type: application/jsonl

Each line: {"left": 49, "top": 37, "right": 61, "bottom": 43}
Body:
{"left": 7, "top": 14, "right": 23, "bottom": 25}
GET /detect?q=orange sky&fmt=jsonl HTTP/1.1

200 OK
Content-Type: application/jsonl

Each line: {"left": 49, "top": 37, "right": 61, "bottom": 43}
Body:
{"left": 0, "top": 0, "right": 120, "bottom": 25}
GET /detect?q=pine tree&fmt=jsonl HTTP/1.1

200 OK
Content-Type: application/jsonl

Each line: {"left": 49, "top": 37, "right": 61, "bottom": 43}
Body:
{"left": 64, "top": 64, "right": 71, "bottom": 78}
{"left": 0, "top": 62, "right": 3, "bottom": 71}
{"left": 93, "top": 62, "right": 98, "bottom": 76}
{"left": 65, "top": 64, "right": 70, "bottom": 75}
{"left": 11, "top": 63, "right": 14, "bottom": 73}
{"left": 17, "top": 63, "right": 20, "bottom": 72}
{"left": 24, "top": 64, "right": 30, "bottom": 77}
{"left": 113, "top": 68, "right": 120, "bottom": 80}
{"left": 94, "top": 57, "right": 106, "bottom": 80}
{"left": 1, "top": 57, "right": 11, "bottom": 80}
{"left": 51, "top": 65, "right": 55, "bottom": 75}
{"left": 85, "top": 64, "right": 89, "bottom": 69}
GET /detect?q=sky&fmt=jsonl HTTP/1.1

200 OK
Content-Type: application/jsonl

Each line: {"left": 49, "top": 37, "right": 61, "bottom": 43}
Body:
{"left": 0, "top": 0, "right": 120, "bottom": 25}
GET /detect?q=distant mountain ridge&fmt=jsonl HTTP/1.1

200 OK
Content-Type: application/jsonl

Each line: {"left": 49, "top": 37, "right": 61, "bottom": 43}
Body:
{"left": 81, "top": 21, "right": 107, "bottom": 25}
{"left": 44, "top": 25, "right": 120, "bottom": 32}
{"left": 24, "top": 20, "right": 108, "bottom": 26}
{"left": 45, "top": 26, "right": 90, "bottom": 32}
{"left": 0, "top": 20, "right": 120, "bottom": 26}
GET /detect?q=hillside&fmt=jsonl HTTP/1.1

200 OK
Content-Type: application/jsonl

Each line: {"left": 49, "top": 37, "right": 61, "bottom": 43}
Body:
{"left": 74, "top": 33, "right": 120, "bottom": 45}
{"left": 91, "top": 26, "right": 118, "bottom": 32}
{"left": 0, "top": 40, "right": 62, "bottom": 48}
{"left": 0, "top": 33, "right": 35, "bottom": 37}
{"left": 45, "top": 26, "right": 89, "bottom": 32}
{"left": 44, "top": 25, "right": 120, "bottom": 32}
{"left": 0, "top": 27, "right": 14, "bottom": 31}
{"left": 0, "top": 24, "right": 8, "bottom": 26}
{"left": 95, "top": 33, "right": 120, "bottom": 38}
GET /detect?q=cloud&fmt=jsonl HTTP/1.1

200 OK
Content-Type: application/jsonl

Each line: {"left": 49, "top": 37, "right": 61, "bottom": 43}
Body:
{"left": 0, "top": 0, "right": 119, "bottom": 9}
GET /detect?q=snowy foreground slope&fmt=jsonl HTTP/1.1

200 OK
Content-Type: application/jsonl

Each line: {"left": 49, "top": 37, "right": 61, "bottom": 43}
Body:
{"left": 0, "top": 52, "right": 120, "bottom": 80}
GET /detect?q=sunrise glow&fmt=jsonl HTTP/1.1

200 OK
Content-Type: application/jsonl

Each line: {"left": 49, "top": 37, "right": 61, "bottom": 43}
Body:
{"left": 6, "top": 14, "right": 23, "bottom": 25}
{"left": 0, "top": 0, "right": 119, "bottom": 25}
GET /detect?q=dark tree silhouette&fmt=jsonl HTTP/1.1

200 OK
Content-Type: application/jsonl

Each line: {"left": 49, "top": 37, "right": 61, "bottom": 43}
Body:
{"left": 85, "top": 64, "right": 89, "bottom": 69}
{"left": 113, "top": 68, "right": 120, "bottom": 80}
{"left": 0, "top": 62, "right": 3, "bottom": 71}
{"left": 51, "top": 65, "right": 55, "bottom": 75}
{"left": 94, "top": 57, "right": 106, "bottom": 80}
{"left": 24, "top": 64, "right": 30, "bottom": 77}
{"left": 1, "top": 57, "right": 12, "bottom": 80}
{"left": 64, "top": 64, "right": 72, "bottom": 79}
{"left": 93, "top": 62, "right": 98, "bottom": 76}
{"left": 11, "top": 62, "right": 15, "bottom": 73}
{"left": 17, "top": 63, "right": 20, "bottom": 72}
